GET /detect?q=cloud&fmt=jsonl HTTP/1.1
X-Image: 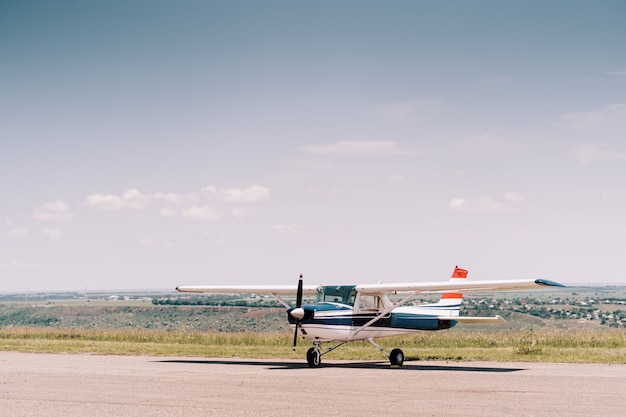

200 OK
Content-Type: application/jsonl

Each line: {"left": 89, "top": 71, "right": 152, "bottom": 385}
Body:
{"left": 449, "top": 193, "right": 525, "bottom": 214}
{"left": 181, "top": 205, "right": 222, "bottom": 221}
{"left": 33, "top": 200, "right": 74, "bottom": 221}
{"left": 43, "top": 228, "right": 61, "bottom": 240}
{"left": 218, "top": 185, "right": 270, "bottom": 203}
{"left": 300, "top": 140, "right": 410, "bottom": 156}
{"left": 85, "top": 189, "right": 196, "bottom": 211}
{"left": 85, "top": 185, "right": 270, "bottom": 220}
{"left": 84, "top": 193, "right": 122, "bottom": 210}
{"left": 559, "top": 111, "right": 608, "bottom": 129}
{"left": 559, "top": 103, "right": 626, "bottom": 129}
{"left": 3, "top": 228, "right": 28, "bottom": 238}
{"left": 605, "top": 70, "right": 626, "bottom": 78}
{"left": 571, "top": 144, "right": 626, "bottom": 165}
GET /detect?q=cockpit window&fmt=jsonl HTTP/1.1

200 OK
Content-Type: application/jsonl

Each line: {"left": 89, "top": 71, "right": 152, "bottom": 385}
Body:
{"left": 358, "top": 295, "right": 381, "bottom": 310}
{"left": 317, "top": 286, "right": 357, "bottom": 306}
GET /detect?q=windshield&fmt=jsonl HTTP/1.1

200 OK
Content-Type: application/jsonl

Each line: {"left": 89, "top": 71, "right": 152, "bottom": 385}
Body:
{"left": 316, "top": 285, "right": 356, "bottom": 306}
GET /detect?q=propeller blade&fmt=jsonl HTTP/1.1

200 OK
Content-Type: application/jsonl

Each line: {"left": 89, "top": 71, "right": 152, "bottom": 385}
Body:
{"left": 292, "top": 320, "right": 300, "bottom": 351}
{"left": 293, "top": 274, "right": 304, "bottom": 351}
{"left": 296, "top": 274, "right": 303, "bottom": 308}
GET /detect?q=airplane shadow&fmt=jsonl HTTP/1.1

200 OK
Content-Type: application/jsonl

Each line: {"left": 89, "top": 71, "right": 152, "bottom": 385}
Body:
{"left": 157, "top": 358, "right": 524, "bottom": 373}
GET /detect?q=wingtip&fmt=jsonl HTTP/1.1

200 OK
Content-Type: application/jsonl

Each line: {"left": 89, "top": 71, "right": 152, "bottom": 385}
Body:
{"left": 535, "top": 279, "right": 566, "bottom": 287}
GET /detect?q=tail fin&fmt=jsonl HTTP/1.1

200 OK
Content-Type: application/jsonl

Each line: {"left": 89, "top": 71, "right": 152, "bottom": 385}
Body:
{"left": 435, "top": 266, "right": 468, "bottom": 316}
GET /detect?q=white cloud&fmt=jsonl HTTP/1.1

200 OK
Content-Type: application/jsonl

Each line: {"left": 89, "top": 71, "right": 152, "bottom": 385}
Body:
{"left": 559, "top": 111, "right": 607, "bottom": 129}
{"left": 559, "top": 103, "right": 626, "bottom": 129}
{"left": 219, "top": 185, "right": 270, "bottom": 203}
{"left": 84, "top": 193, "right": 123, "bottom": 210}
{"left": 571, "top": 144, "right": 626, "bottom": 165}
{"left": 85, "top": 189, "right": 195, "bottom": 211}
{"left": 121, "top": 188, "right": 152, "bottom": 210}
{"left": 449, "top": 193, "right": 524, "bottom": 214}
{"left": 43, "top": 228, "right": 61, "bottom": 240}
{"left": 605, "top": 70, "right": 626, "bottom": 78}
{"left": 182, "top": 205, "right": 222, "bottom": 221}
{"left": 3, "top": 228, "right": 28, "bottom": 238}
{"left": 300, "top": 140, "right": 406, "bottom": 156}
{"left": 85, "top": 186, "right": 269, "bottom": 219}
{"left": 201, "top": 186, "right": 217, "bottom": 196}
{"left": 33, "top": 200, "right": 74, "bottom": 222}
{"left": 155, "top": 192, "right": 192, "bottom": 205}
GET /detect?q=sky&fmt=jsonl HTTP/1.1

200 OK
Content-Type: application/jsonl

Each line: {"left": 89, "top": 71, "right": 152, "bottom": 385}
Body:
{"left": 1, "top": 1, "right": 626, "bottom": 292}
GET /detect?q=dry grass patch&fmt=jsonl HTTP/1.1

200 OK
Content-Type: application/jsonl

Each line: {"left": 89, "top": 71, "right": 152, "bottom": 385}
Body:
{"left": 1, "top": 327, "right": 624, "bottom": 364}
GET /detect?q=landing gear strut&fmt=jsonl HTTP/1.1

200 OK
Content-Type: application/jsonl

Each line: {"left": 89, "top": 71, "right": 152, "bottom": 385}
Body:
{"left": 367, "top": 338, "right": 405, "bottom": 367}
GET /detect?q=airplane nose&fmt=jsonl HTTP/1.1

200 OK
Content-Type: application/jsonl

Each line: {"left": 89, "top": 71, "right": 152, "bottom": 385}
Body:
{"left": 289, "top": 307, "right": 305, "bottom": 320}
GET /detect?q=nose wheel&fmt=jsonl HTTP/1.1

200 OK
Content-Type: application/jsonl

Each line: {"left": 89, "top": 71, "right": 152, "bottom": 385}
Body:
{"left": 306, "top": 347, "right": 321, "bottom": 367}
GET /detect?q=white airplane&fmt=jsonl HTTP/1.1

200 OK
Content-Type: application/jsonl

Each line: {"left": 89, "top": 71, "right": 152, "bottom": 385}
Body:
{"left": 176, "top": 267, "right": 564, "bottom": 367}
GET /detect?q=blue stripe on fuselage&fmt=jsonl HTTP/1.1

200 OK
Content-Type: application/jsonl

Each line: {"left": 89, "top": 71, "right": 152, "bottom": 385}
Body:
{"left": 287, "top": 303, "right": 457, "bottom": 331}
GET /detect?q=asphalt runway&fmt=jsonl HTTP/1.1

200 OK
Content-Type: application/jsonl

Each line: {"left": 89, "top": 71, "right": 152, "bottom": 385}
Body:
{"left": 0, "top": 352, "right": 623, "bottom": 417}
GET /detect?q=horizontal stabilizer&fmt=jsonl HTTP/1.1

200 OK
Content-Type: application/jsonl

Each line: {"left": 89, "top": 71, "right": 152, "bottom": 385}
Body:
{"left": 439, "top": 315, "right": 506, "bottom": 323}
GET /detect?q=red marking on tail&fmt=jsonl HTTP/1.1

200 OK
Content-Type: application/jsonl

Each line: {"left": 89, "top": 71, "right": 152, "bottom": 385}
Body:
{"left": 451, "top": 266, "right": 468, "bottom": 279}
{"left": 441, "top": 293, "right": 463, "bottom": 299}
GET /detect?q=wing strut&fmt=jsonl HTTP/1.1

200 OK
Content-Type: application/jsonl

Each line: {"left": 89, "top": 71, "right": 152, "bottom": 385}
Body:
{"left": 351, "top": 292, "right": 418, "bottom": 339}
{"left": 268, "top": 293, "right": 292, "bottom": 309}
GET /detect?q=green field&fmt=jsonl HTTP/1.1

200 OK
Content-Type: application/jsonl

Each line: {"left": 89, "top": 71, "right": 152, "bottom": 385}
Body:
{"left": 1, "top": 327, "right": 624, "bottom": 364}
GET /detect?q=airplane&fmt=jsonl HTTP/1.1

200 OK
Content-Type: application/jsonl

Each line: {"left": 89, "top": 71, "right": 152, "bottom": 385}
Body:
{"left": 176, "top": 266, "right": 564, "bottom": 367}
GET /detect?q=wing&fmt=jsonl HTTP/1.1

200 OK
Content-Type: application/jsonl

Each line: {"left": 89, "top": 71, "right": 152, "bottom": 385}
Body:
{"left": 356, "top": 278, "right": 564, "bottom": 295}
{"left": 176, "top": 284, "right": 319, "bottom": 295}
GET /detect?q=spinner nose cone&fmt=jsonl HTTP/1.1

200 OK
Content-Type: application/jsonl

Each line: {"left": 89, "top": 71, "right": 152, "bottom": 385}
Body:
{"left": 288, "top": 307, "right": 305, "bottom": 320}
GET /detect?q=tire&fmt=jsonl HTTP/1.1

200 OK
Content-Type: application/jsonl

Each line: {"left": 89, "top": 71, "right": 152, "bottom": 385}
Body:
{"left": 389, "top": 348, "right": 404, "bottom": 367}
{"left": 306, "top": 347, "right": 321, "bottom": 367}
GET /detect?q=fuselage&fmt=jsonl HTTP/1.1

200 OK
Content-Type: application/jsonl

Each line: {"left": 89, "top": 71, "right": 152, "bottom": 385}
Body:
{"left": 287, "top": 302, "right": 457, "bottom": 342}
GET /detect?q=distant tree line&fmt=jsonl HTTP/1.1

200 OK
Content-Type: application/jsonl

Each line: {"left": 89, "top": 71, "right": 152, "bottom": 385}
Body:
{"left": 151, "top": 297, "right": 283, "bottom": 308}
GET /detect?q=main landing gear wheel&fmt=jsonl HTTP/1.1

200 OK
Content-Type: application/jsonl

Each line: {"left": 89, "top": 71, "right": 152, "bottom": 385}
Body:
{"left": 306, "top": 347, "right": 321, "bottom": 367}
{"left": 389, "top": 348, "right": 404, "bottom": 367}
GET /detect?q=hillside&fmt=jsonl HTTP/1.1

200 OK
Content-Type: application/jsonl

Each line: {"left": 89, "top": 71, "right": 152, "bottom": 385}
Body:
{"left": 1, "top": 286, "right": 624, "bottom": 333}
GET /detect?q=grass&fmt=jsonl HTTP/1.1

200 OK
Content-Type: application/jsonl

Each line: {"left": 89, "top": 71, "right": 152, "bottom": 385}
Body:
{"left": 1, "top": 326, "right": 625, "bottom": 364}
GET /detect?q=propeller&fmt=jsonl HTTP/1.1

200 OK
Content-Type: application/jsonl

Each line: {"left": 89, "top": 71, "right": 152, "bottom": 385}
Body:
{"left": 292, "top": 274, "right": 304, "bottom": 351}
